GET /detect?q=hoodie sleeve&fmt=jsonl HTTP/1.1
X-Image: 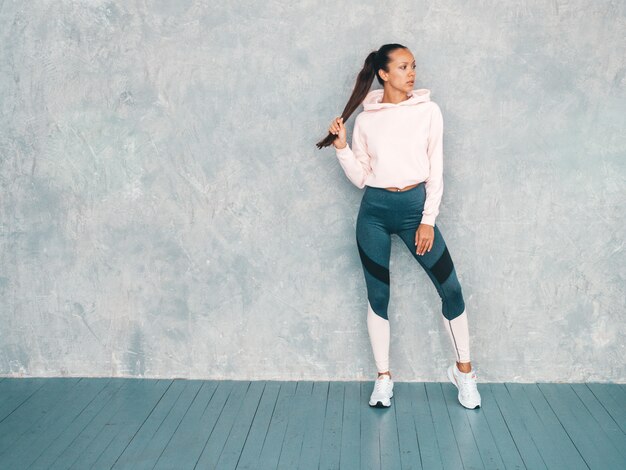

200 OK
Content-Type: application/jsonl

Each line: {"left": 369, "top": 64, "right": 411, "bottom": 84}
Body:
{"left": 421, "top": 103, "right": 444, "bottom": 226}
{"left": 334, "top": 117, "right": 372, "bottom": 189}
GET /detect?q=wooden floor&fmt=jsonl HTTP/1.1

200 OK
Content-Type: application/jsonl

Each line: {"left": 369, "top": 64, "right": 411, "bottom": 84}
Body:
{"left": 0, "top": 378, "right": 624, "bottom": 469}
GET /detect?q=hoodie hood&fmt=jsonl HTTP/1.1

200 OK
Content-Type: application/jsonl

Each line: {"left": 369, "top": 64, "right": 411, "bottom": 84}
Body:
{"left": 362, "top": 88, "right": 431, "bottom": 111}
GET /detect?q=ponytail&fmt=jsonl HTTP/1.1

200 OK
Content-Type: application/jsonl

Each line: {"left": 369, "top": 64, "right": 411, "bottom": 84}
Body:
{"left": 316, "top": 44, "right": 406, "bottom": 149}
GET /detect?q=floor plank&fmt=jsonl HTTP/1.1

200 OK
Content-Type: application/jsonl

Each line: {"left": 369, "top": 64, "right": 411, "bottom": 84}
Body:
{"left": 410, "top": 382, "right": 443, "bottom": 470}
{"left": 191, "top": 380, "right": 251, "bottom": 468}
{"left": 441, "top": 381, "right": 486, "bottom": 469}
{"left": 478, "top": 384, "right": 526, "bottom": 470}
{"left": 65, "top": 379, "right": 171, "bottom": 469}
{"left": 490, "top": 383, "right": 547, "bottom": 469}
{"left": 0, "top": 378, "right": 623, "bottom": 470}
{"left": 339, "top": 381, "right": 360, "bottom": 470}
{"left": 570, "top": 383, "right": 626, "bottom": 461}
{"left": 256, "top": 380, "right": 297, "bottom": 469}
{"left": 425, "top": 382, "right": 465, "bottom": 470}
{"left": 318, "top": 381, "right": 344, "bottom": 470}
{"left": 0, "top": 378, "right": 80, "bottom": 455}
{"left": 28, "top": 378, "right": 129, "bottom": 469}
{"left": 505, "top": 383, "right": 579, "bottom": 469}
{"left": 1, "top": 378, "right": 111, "bottom": 469}
{"left": 0, "top": 378, "right": 47, "bottom": 422}
{"left": 151, "top": 380, "right": 222, "bottom": 469}
{"left": 359, "top": 381, "right": 381, "bottom": 470}
{"left": 521, "top": 384, "right": 589, "bottom": 469}
{"left": 298, "top": 381, "right": 329, "bottom": 470}
{"left": 445, "top": 381, "right": 505, "bottom": 469}
{"left": 394, "top": 382, "right": 423, "bottom": 470}
{"left": 109, "top": 379, "right": 188, "bottom": 468}
{"left": 235, "top": 381, "right": 281, "bottom": 469}
{"left": 377, "top": 381, "right": 401, "bottom": 470}
{"left": 538, "top": 383, "right": 626, "bottom": 469}
{"left": 586, "top": 382, "right": 626, "bottom": 433}
{"left": 217, "top": 381, "right": 267, "bottom": 469}
{"left": 111, "top": 379, "right": 201, "bottom": 469}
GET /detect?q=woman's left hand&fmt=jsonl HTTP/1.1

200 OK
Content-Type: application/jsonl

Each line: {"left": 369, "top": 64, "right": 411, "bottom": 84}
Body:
{"left": 414, "top": 224, "right": 434, "bottom": 255}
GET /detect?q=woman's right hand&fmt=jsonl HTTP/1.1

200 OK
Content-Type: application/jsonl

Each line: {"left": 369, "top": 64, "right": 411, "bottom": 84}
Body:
{"left": 329, "top": 117, "right": 347, "bottom": 149}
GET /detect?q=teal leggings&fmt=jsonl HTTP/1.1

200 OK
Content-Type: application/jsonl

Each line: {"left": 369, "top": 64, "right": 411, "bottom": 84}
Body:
{"left": 355, "top": 183, "right": 466, "bottom": 321}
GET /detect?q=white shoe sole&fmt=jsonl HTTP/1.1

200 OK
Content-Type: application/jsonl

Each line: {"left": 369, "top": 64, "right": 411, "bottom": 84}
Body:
{"left": 369, "top": 386, "right": 393, "bottom": 407}
{"left": 447, "top": 366, "right": 481, "bottom": 409}
{"left": 369, "top": 391, "right": 393, "bottom": 407}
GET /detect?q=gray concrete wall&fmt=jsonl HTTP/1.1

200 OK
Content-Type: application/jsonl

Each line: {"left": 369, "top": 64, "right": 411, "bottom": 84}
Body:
{"left": 0, "top": 0, "right": 624, "bottom": 382}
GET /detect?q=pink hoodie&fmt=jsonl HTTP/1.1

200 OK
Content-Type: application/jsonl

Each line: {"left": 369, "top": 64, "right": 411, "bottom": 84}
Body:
{"left": 335, "top": 88, "right": 444, "bottom": 226}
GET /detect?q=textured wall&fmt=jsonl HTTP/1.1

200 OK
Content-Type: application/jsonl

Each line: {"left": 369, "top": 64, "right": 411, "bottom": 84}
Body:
{"left": 1, "top": 0, "right": 624, "bottom": 382}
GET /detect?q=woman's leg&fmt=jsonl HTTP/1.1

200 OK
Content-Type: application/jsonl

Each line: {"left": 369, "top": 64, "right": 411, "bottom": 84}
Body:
{"left": 396, "top": 224, "right": 471, "bottom": 364}
{"left": 356, "top": 201, "right": 393, "bottom": 374}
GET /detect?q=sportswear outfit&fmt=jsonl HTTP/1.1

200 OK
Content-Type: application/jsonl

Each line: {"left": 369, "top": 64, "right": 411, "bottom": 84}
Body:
{"left": 335, "top": 88, "right": 480, "bottom": 409}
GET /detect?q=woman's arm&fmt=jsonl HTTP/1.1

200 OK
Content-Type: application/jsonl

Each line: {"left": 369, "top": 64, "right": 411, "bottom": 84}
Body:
{"left": 421, "top": 103, "right": 444, "bottom": 226}
{"left": 335, "top": 118, "right": 373, "bottom": 189}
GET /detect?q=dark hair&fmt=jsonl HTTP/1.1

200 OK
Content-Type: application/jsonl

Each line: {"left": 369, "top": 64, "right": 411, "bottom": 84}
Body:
{"left": 316, "top": 43, "right": 407, "bottom": 149}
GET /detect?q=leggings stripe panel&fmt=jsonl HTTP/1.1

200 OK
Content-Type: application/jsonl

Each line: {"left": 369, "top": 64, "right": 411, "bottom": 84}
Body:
{"left": 357, "top": 239, "right": 390, "bottom": 285}
{"left": 430, "top": 245, "right": 454, "bottom": 285}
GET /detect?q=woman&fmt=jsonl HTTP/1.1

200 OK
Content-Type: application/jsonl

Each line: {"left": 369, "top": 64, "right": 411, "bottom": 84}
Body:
{"left": 316, "top": 44, "right": 481, "bottom": 409}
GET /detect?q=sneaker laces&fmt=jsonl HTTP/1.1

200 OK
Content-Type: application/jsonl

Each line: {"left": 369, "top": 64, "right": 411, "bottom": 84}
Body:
{"left": 375, "top": 376, "right": 391, "bottom": 392}
{"left": 457, "top": 370, "right": 478, "bottom": 399}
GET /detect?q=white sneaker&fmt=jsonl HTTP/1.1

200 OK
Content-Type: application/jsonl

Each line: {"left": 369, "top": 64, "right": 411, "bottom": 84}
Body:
{"left": 447, "top": 363, "right": 481, "bottom": 409}
{"left": 369, "top": 375, "right": 394, "bottom": 407}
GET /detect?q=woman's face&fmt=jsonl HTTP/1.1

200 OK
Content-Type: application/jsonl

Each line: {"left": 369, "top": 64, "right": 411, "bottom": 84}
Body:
{"left": 379, "top": 48, "right": 416, "bottom": 92}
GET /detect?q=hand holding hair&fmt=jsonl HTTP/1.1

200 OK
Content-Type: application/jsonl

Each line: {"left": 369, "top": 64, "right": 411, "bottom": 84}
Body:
{"left": 328, "top": 116, "right": 347, "bottom": 149}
